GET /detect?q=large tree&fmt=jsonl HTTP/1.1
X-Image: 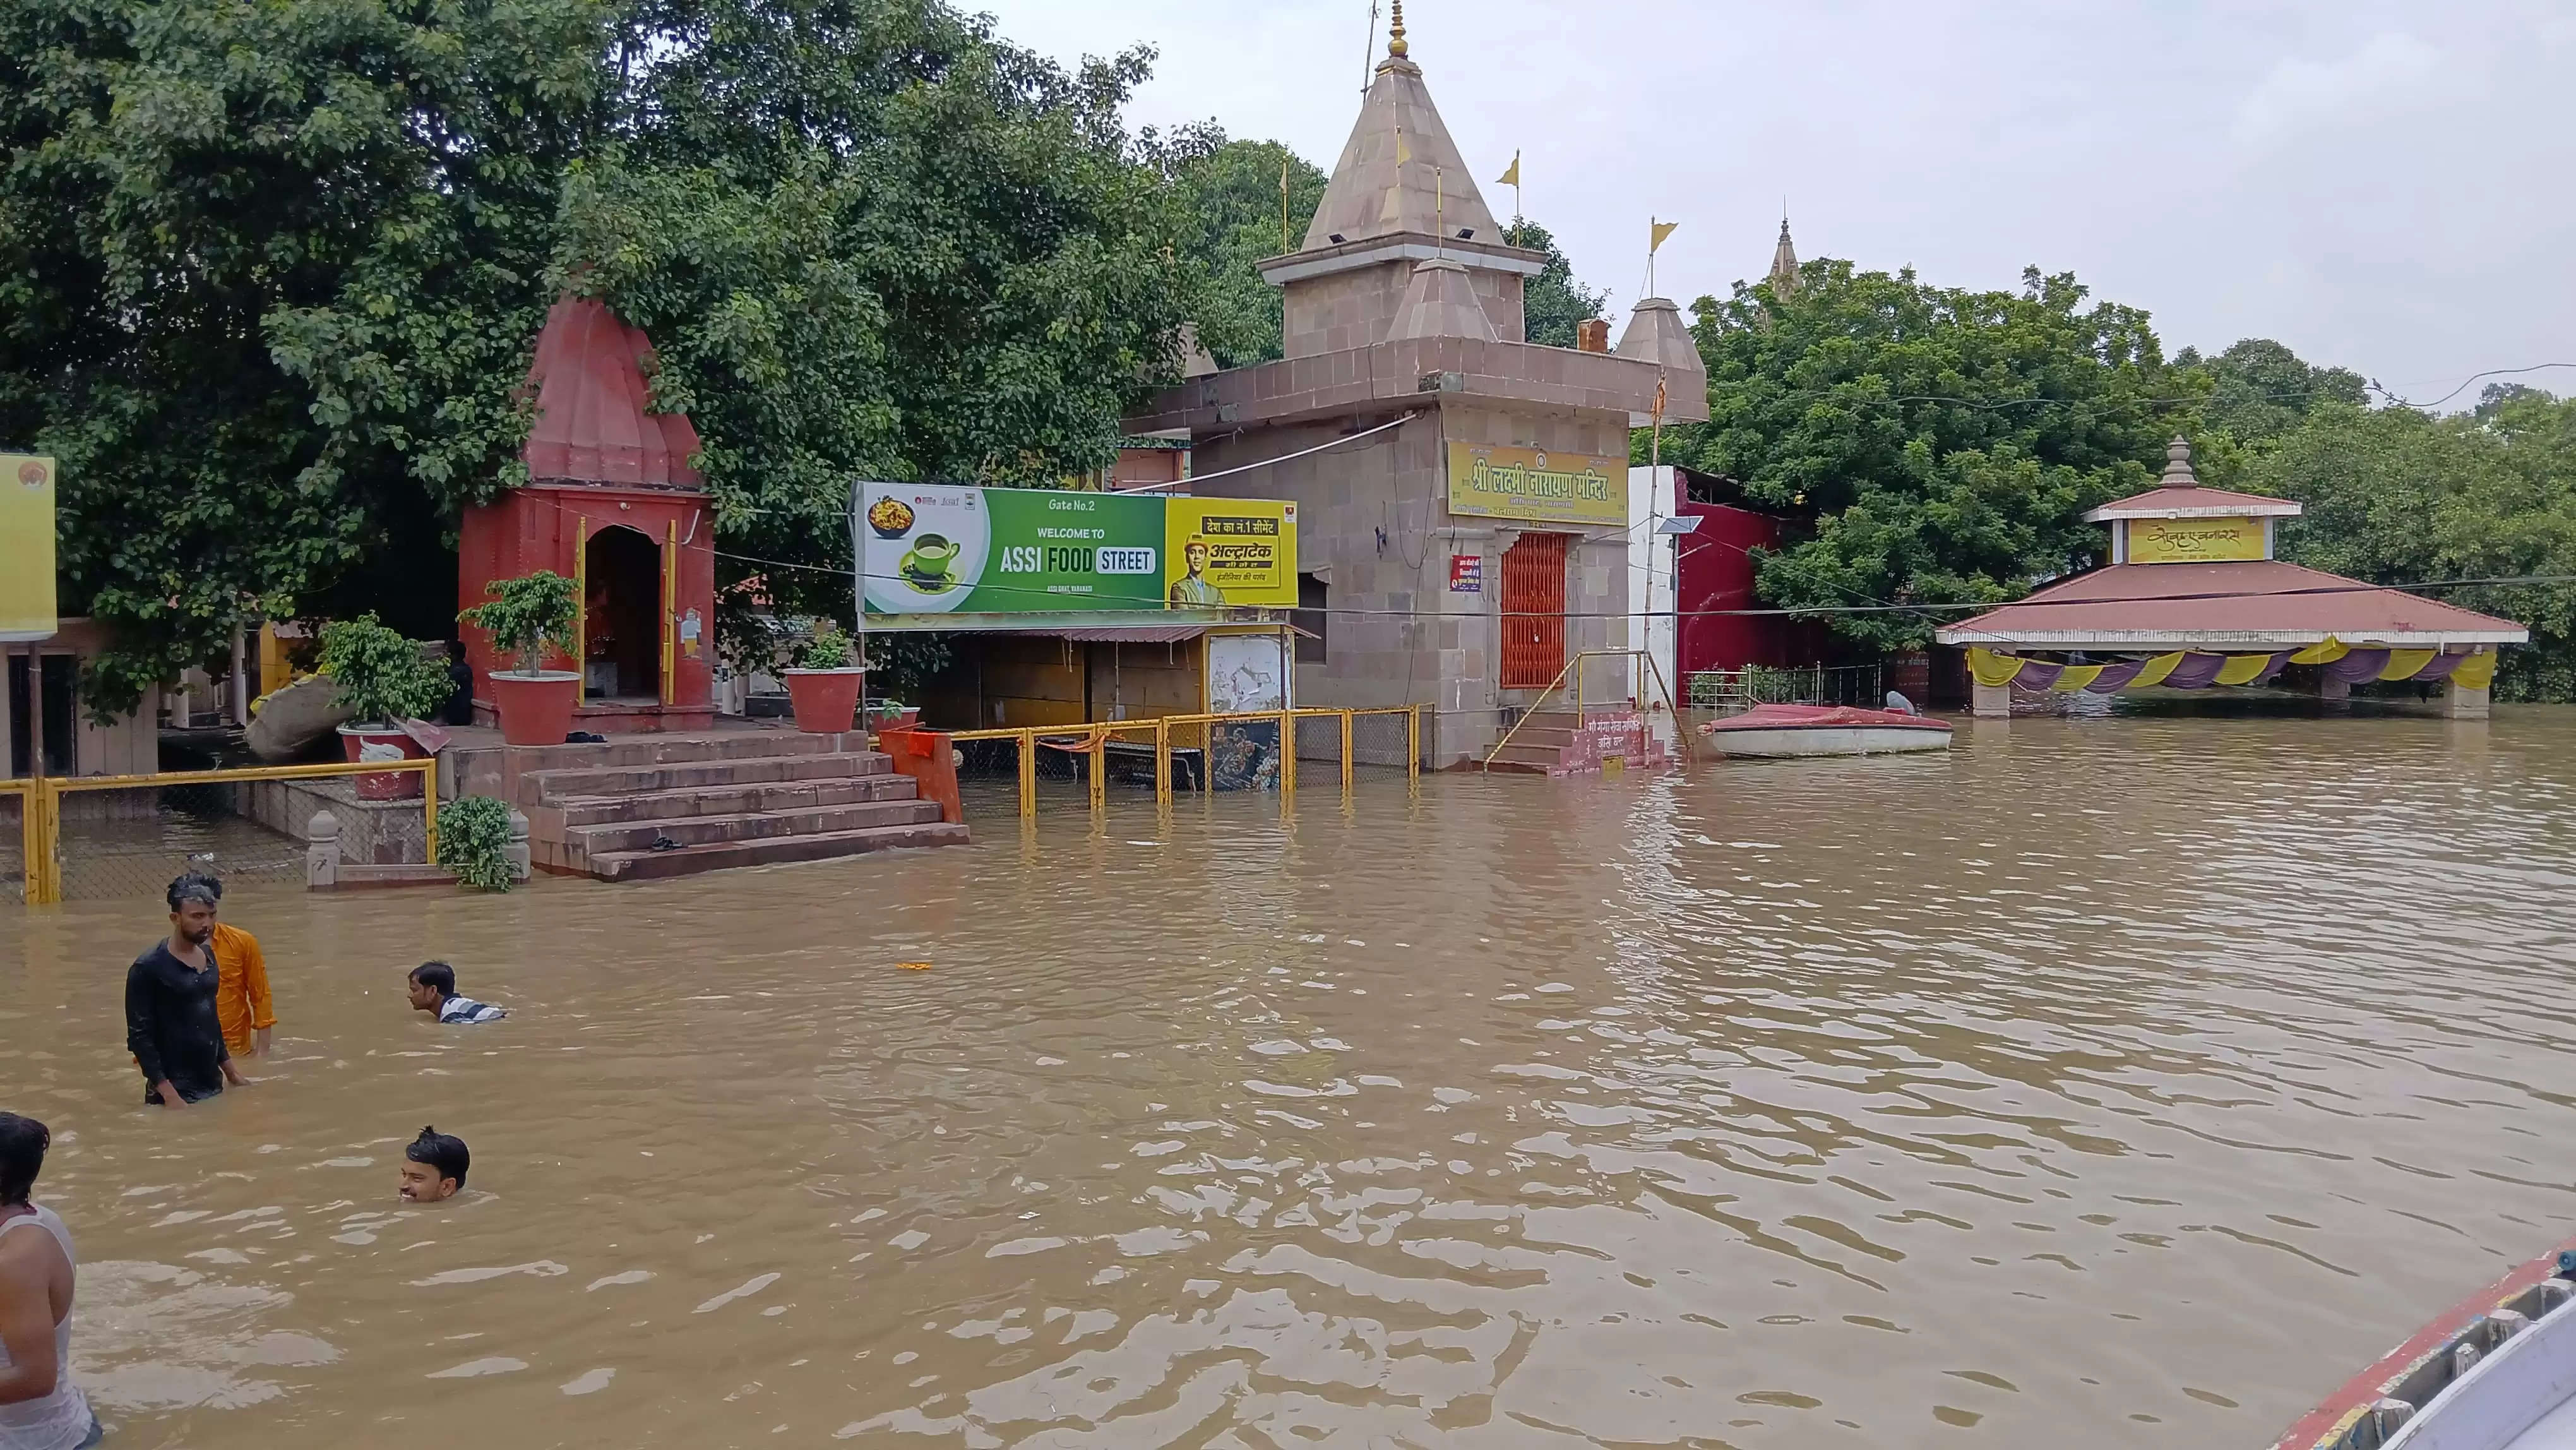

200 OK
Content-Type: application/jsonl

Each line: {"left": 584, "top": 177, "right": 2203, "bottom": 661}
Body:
{"left": 2251, "top": 389, "right": 2576, "bottom": 702}
{"left": 1, "top": 0, "right": 1208, "bottom": 712}
{"left": 0, "top": 0, "right": 607, "bottom": 712}
{"left": 1500, "top": 219, "right": 1605, "bottom": 349}
{"left": 1655, "top": 260, "right": 2175, "bottom": 651}
{"left": 1159, "top": 125, "right": 1326, "bottom": 369}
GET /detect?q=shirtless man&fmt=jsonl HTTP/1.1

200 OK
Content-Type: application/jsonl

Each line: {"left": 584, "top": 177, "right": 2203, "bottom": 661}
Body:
{"left": 0, "top": 1113, "right": 101, "bottom": 1449}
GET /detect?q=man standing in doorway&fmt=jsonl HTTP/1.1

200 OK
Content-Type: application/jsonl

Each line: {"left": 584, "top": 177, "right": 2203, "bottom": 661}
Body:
{"left": 125, "top": 876, "right": 251, "bottom": 1108}
{"left": 175, "top": 873, "right": 277, "bottom": 1062}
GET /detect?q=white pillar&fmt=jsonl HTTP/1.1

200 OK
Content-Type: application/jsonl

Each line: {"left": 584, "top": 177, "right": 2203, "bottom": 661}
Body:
{"left": 1972, "top": 680, "right": 2012, "bottom": 718}
{"left": 2446, "top": 683, "right": 2490, "bottom": 719}
{"left": 230, "top": 624, "right": 251, "bottom": 725}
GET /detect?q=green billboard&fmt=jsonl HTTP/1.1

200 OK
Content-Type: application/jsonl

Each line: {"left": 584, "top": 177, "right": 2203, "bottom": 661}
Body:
{"left": 859, "top": 482, "right": 1297, "bottom": 614}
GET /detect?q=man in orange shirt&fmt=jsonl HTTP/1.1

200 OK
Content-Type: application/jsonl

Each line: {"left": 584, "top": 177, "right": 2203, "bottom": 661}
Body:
{"left": 173, "top": 872, "right": 275, "bottom": 1058}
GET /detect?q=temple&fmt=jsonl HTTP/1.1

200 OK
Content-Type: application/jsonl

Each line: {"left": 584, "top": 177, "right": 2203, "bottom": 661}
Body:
{"left": 1123, "top": 5, "right": 1708, "bottom": 767}
{"left": 1937, "top": 438, "right": 2527, "bottom": 716}
{"left": 456, "top": 297, "right": 718, "bottom": 733}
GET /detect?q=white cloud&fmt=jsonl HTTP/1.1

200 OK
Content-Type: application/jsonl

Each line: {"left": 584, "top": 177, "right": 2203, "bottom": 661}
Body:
{"left": 2231, "top": 32, "right": 2443, "bottom": 150}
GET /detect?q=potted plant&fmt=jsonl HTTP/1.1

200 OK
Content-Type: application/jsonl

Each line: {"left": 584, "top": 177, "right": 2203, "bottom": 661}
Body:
{"left": 783, "top": 620, "right": 866, "bottom": 735}
{"left": 316, "top": 614, "right": 453, "bottom": 800}
{"left": 459, "top": 570, "right": 580, "bottom": 746}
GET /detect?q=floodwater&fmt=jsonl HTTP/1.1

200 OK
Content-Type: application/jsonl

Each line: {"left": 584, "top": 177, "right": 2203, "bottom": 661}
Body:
{"left": 6, "top": 707, "right": 2576, "bottom": 1449}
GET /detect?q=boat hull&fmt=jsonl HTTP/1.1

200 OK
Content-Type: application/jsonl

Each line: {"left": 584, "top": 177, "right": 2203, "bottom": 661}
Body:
{"left": 1705, "top": 726, "right": 1953, "bottom": 758}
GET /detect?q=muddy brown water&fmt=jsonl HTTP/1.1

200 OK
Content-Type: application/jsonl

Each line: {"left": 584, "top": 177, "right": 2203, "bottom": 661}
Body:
{"left": 6, "top": 710, "right": 2575, "bottom": 1448}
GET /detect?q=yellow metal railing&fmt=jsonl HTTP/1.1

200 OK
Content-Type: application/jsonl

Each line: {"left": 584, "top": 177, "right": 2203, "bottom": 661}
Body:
{"left": 9, "top": 757, "right": 438, "bottom": 906}
{"left": 1482, "top": 649, "right": 1696, "bottom": 771}
{"left": 947, "top": 705, "right": 1420, "bottom": 818}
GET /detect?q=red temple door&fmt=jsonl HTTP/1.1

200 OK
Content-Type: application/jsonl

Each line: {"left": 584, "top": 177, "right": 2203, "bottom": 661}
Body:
{"left": 1500, "top": 532, "right": 1569, "bottom": 689}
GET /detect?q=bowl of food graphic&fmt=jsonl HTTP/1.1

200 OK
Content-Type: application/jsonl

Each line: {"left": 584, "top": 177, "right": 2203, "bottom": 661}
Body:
{"left": 899, "top": 534, "right": 960, "bottom": 591}
{"left": 866, "top": 496, "right": 916, "bottom": 539}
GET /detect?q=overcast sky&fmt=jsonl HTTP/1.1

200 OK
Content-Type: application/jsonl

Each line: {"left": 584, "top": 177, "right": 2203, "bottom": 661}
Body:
{"left": 973, "top": 0, "right": 2573, "bottom": 408}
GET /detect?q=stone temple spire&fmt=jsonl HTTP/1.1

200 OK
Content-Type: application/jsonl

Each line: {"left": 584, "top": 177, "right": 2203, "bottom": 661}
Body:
{"left": 1295, "top": 6, "right": 1500, "bottom": 251}
{"left": 2159, "top": 435, "right": 2200, "bottom": 489}
{"left": 1768, "top": 210, "right": 1801, "bottom": 297}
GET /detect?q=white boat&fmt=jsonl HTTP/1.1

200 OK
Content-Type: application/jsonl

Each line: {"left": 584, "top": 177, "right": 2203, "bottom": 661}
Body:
{"left": 2271, "top": 1239, "right": 2576, "bottom": 1449}
{"left": 1697, "top": 703, "right": 1954, "bottom": 758}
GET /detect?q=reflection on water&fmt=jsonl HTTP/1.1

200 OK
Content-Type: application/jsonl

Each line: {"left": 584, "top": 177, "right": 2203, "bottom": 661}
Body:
{"left": 6, "top": 711, "right": 2575, "bottom": 1447}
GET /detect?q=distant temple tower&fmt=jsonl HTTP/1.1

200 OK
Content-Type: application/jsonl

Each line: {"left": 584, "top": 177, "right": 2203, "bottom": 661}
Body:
{"left": 1767, "top": 211, "right": 1801, "bottom": 297}
{"left": 1124, "top": 6, "right": 1708, "bottom": 767}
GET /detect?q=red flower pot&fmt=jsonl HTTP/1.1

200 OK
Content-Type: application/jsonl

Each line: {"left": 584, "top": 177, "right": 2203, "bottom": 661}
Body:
{"left": 488, "top": 671, "right": 581, "bottom": 747}
{"left": 338, "top": 726, "right": 426, "bottom": 800}
{"left": 784, "top": 669, "right": 865, "bottom": 734}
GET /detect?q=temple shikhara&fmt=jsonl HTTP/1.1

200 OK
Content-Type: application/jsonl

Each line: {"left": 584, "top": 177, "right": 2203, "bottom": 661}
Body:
{"left": 1938, "top": 438, "right": 2528, "bottom": 716}
{"left": 1124, "top": 3, "right": 1708, "bottom": 768}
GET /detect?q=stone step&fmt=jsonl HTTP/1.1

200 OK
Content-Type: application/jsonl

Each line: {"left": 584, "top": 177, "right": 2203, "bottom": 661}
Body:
{"left": 566, "top": 798, "right": 944, "bottom": 855}
{"left": 1486, "top": 741, "right": 1566, "bottom": 769}
{"left": 525, "top": 752, "right": 887, "bottom": 805}
{"left": 542, "top": 774, "right": 920, "bottom": 829}
{"left": 490, "top": 731, "right": 845, "bottom": 772}
{"left": 586, "top": 820, "right": 973, "bottom": 882}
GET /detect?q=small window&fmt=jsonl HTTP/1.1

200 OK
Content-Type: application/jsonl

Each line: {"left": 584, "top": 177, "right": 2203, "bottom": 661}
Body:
{"left": 1294, "top": 573, "right": 1328, "bottom": 664}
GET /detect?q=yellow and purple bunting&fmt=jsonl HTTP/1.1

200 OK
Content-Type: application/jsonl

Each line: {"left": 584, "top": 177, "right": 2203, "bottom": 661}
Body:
{"left": 1968, "top": 642, "right": 2496, "bottom": 694}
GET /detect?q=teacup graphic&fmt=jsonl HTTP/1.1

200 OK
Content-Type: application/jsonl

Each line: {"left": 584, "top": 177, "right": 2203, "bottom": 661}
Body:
{"left": 900, "top": 534, "right": 960, "bottom": 590}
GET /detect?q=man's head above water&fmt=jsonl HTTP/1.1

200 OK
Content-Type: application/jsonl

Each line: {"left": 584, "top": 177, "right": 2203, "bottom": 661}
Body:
{"left": 399, "top": 1125, "right": 469, "bottom": 1203}
{"left": 406, "top": 961, "right": 456, "bottom": 1012}
{"left": 166, "top": 871, "right": 220, "bottom": 947}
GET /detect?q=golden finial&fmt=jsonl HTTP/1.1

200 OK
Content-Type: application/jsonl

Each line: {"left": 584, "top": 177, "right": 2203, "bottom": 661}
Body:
{"left": 1388, "top": 0, "right": 1407, "bottom": 57}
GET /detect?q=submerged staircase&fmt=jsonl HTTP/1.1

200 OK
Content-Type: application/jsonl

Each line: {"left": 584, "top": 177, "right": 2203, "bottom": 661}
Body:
{"left": 491, "top": 732, "right": 967, "bottom": 882}
{"left": 1482, "top": 707, "right": 1584, "bottom": 773}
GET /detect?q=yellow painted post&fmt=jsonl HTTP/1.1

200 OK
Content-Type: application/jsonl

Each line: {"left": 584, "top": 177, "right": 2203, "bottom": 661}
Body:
{"left": 1407, "top": 704, "right": 1421, "bottom": 785}
{"left": 572, "top": 515, "right": 588, "bottom": 705}
{"left": 1155, "top": 719, "right": 1172, "bottom": 808}
{"left": 660, "top": 520, "right": 677, "bottom": 704}
{"left": 422, "top": 757, "right": 440, "bottom": 865}
{"left": 1017, "top": 730, "right": 1036, "bottom": 819}
{"left": 1277, "top": 711, "right": 1295, "bottom": 802}
{"left": 1087, "top": 731, "right": 1106, "bottom": 812}
{"left": 15, "top": 786, "right": 39, "bottom": 904}
{"left": 1339, "top": 710, "right": 1353, "bottom": 791}
{"left": 30, "top": 779, "right": 59, "bottom": 906}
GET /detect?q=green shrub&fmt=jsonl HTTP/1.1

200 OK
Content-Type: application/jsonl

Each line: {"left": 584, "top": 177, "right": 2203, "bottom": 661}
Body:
{"left": 459, "top": 570, "right": 578, "bottom": 676}
{"left": 437, "top": 794, "right": 517, "bottom": 892}
{"left": 797, "top": 621, "right": 856, "bottom": 670}
{"left": 316, "top": 614, "right": 452, "bottom": 727}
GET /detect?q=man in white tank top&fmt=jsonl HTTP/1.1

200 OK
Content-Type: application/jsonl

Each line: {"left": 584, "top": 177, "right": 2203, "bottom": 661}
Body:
{"left": 0, "top": 1114, "right": 100, "bottom": 1449}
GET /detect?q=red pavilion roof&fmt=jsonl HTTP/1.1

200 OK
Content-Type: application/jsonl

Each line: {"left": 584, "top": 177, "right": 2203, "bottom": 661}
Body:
{"left": 520, "top": 296, "right": 703, "bottom": 489}
{"left": 1936, "top": 560, "right": 2529, "bottom": 650}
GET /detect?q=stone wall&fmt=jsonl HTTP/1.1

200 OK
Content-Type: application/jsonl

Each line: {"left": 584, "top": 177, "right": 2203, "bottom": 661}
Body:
{"left": 241, "top": 776, "right": 429, "bottom": 865}
{"left": 1282, "top": 261, "right": 1527, "bottom": 357}
{"left": 1186, "top": 397, "right": 1635, "bottom": 767}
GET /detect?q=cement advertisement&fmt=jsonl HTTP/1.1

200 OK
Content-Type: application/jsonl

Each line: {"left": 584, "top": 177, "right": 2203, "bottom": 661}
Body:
{"left": 1446, "top": 443, "right": 1628, "bottom": 528}
{"left": 1164, "top": 500, "right": 1297, "bottom": 608}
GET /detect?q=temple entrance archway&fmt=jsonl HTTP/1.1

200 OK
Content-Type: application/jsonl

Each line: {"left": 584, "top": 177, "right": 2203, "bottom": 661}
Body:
{"left": 583, "top": 525, "right": 662, "bottom": 700}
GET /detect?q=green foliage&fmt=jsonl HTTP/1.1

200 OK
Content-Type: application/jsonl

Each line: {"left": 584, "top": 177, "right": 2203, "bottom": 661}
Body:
{"left": 864, "top": 632, "right": 951, "bottom": 702}
{"left": 0, "top": 0, "right": 605, "bottom": 718}
{"left": 2171, "top": 339, "right": 2368, "bottom": 446}
{"left": 315, "top": 614, "right": 454, "bottom": 728}
{"left": 1658, "top": 261, "right": 2173, "bottom": 651}
{"left": 1500, "top": 220, "right": 1606, "bottom": 349}
{"left": 436, "top": 795, "right": 518, "bottom": 893}
{"left": 459, "top": 571, "right": 578, "bottom": 676}
{"left": 796, "top": 621, "right": 856, "bottom": 670}
{"left": 1158, "top": 126, "right": 1327, "bottom": 368}
{"left": 2253, "top": 391, "right": 2576, "bottom": 702}
{"left": 4, "top": 0, "right": 1207, "bottom": 715}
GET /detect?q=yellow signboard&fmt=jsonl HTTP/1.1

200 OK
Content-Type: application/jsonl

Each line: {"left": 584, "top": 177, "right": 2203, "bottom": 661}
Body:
{"left": 2128, "top": 515, "right": 2265, "bottom": 565}
{"left": 1164, "top": 498, "right": 1297, "bottom": 608}
{"left": 0, "top": 454, "right": 57, "bottom": 641}
{"left": 1446, "top": 442, "right": 1627, "bottom": 527}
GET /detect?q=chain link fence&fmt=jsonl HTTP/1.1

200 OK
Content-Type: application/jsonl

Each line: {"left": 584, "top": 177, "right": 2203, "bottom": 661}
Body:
{"left": 9, "top": 760, "right": 438, "bottom": 905}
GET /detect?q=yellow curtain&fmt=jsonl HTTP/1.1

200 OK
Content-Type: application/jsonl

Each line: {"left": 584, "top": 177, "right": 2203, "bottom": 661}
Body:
{"left": 2452, "top": 649, "right": 2498, "bottom": 692}
{"left": 2377, "top": 648, "right": 2437, "bottom": 681}
{"left": 1968, "top": 647, "right": 2025, "bottom": 687}
{"left": 2051, "top": 664, "right": 2105, "bottom": 692}
{"left": 2127, "top": 651, "right": 2186, "bottom": 688}
{"left": 2213, "top": 653, "right": 2276, "bottom": 686}
{"left": 2288, "top": 637, "right": 2347, "bottom": 665}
